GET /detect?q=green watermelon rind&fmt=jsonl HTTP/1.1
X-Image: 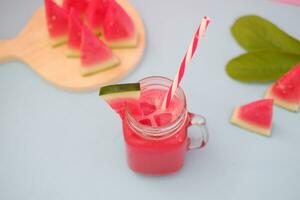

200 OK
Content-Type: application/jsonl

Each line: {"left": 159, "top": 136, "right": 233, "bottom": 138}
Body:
{"left": 99, "top": 82, "right": 140, "bottom": 101}
{"left": 265, "top": 87, "right": 300, "bottom": 112}
{"left": 88, "top": 27, "right": 102, "bottom": 37}
{"left": 50, "top": 35, "right": 68, "bottom": 47}
{"left": 80, "top": 56, "right": 120, "bottom": 76}
{"left": 231, "top": 107, "right": 272, "bottom": 136}
{"left": 104, "top": 33, "right": 139, "bottom": 49}
{"left": 66, "top": 48, "right": 81, "bottom": 58}
{"left": 100, "top": 83, "right": 140, "bottom": 102}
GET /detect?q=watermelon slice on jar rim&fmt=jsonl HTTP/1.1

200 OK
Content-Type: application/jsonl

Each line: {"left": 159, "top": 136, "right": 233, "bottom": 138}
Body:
{"left": 99, "top": 83, "right": 141, "bottom": 119}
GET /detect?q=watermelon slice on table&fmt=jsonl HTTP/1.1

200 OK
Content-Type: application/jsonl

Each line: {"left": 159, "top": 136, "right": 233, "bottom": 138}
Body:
{"left": 103, "top": 1, "right": 138, "bottom": 48}
{"left": 231, "top": 99, "right": 274, "bottom": 136}
{"left": 80, "top": 26, "right": 119, "bottom": 76}
{"left": 63, "top": 0, "right": 90, "bottom": 16}
{"left": 86, "top": 0, "right": 111, "bottom": 34}
{"left": 99, "top": 83, "right": 141, "bottom": 118}
{"left": 45, "top": 0, "right": 69, "bottom": 47}
{"left": 67, "top": 9, "right": 83, "bottom": 57}
{"left": 265, "top": 63, "right": 300, "bottom": 112}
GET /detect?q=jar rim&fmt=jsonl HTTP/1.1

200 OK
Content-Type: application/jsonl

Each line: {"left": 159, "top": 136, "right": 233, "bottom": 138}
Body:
{"left": 125, "top": 76, "right": 187, "bottom": 140}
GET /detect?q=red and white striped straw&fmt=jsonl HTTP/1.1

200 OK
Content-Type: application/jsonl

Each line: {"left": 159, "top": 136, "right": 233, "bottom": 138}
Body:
{"left": 162, "top": 16, "right": 211, "bottom": 109}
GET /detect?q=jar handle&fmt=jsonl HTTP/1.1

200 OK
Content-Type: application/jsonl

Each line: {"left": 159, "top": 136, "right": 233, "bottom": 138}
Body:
{"left": 187, "top": 112, "right": 209, "bottom": 150}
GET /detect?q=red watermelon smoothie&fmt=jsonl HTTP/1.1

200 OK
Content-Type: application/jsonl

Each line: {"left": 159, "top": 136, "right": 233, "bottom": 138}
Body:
{"left": 123, "top": 76, "right": 208, "bottom": 175}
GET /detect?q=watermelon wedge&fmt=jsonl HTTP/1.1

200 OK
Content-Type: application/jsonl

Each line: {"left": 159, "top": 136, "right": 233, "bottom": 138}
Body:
{"left": 231, "top": 99, "right": 274, "bottom": 136}
{"left": 63, "top": 0, "right": 90, "bottom": 16}
{"left": 99, "top": 83, "right": 141, "bottom": 118}
{"left": 86, "top": 0, "right": 111, "bottom": 34}
{"left": 80, "top": 25, "right": 119, "bottom": 76}
{"left": 45, "top": 0, "right": 69, "bottom": 47}
{"left": 67, "top": 9, "right": 83, "bottom": 57}
{"left": 103, "top": 1, "right": 138, "bottom": 48}
{"left": 265, "top": 63, "right": 300, "bottom": 112}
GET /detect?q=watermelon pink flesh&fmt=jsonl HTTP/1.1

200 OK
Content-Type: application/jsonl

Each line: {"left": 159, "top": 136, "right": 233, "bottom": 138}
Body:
{"left": 63, "top": 0, "right": 90, "bottom": 15}
{"left": 86, "top": 0, "right": 111, "bottom": 33}
{"left": 45, "top": 0, "right": 68, "bottom": 42}
{"left": 103, "top": 0, "right": 137, "bottom": 47}
{"left": 238, "top": 99, "right": 273, "bottom": 129}
{"left": 67, "top": 9, "right": 83, "bottom": 52}
{"left": 268, "top": 63, "right": 300, "bottom": 106}
{"left": 108, "top": 98, "right": 141, "bottom": 119}
{"left": 80, "top": 25, "right": 119, "bottom": 75}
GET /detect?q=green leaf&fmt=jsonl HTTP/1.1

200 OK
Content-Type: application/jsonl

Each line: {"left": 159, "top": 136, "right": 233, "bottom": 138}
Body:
{"left": 231, "top": 15, "right": 300, "bottom": 55}
{"left": 226, "top": 50, "right": 300, "bottom": 82}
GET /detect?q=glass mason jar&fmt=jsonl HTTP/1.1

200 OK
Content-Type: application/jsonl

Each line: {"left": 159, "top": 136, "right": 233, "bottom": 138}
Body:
{"left": 122, "top": 76, "right": 209, "bottom": 175}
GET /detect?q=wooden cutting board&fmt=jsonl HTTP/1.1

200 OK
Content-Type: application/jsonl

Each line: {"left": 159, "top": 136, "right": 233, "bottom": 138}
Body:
{"left": 0, "top": 0, "right": 145, "bottom": 91}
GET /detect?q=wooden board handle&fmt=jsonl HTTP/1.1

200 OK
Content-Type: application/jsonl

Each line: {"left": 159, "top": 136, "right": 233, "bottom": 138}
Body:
{"left": 0, "top": 39, "right": 21, "bottom": 63}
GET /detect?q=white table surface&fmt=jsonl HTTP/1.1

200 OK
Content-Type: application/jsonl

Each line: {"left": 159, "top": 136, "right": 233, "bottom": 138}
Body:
{"left": 1, "top": 0, "right": 300, "bottom": 199}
